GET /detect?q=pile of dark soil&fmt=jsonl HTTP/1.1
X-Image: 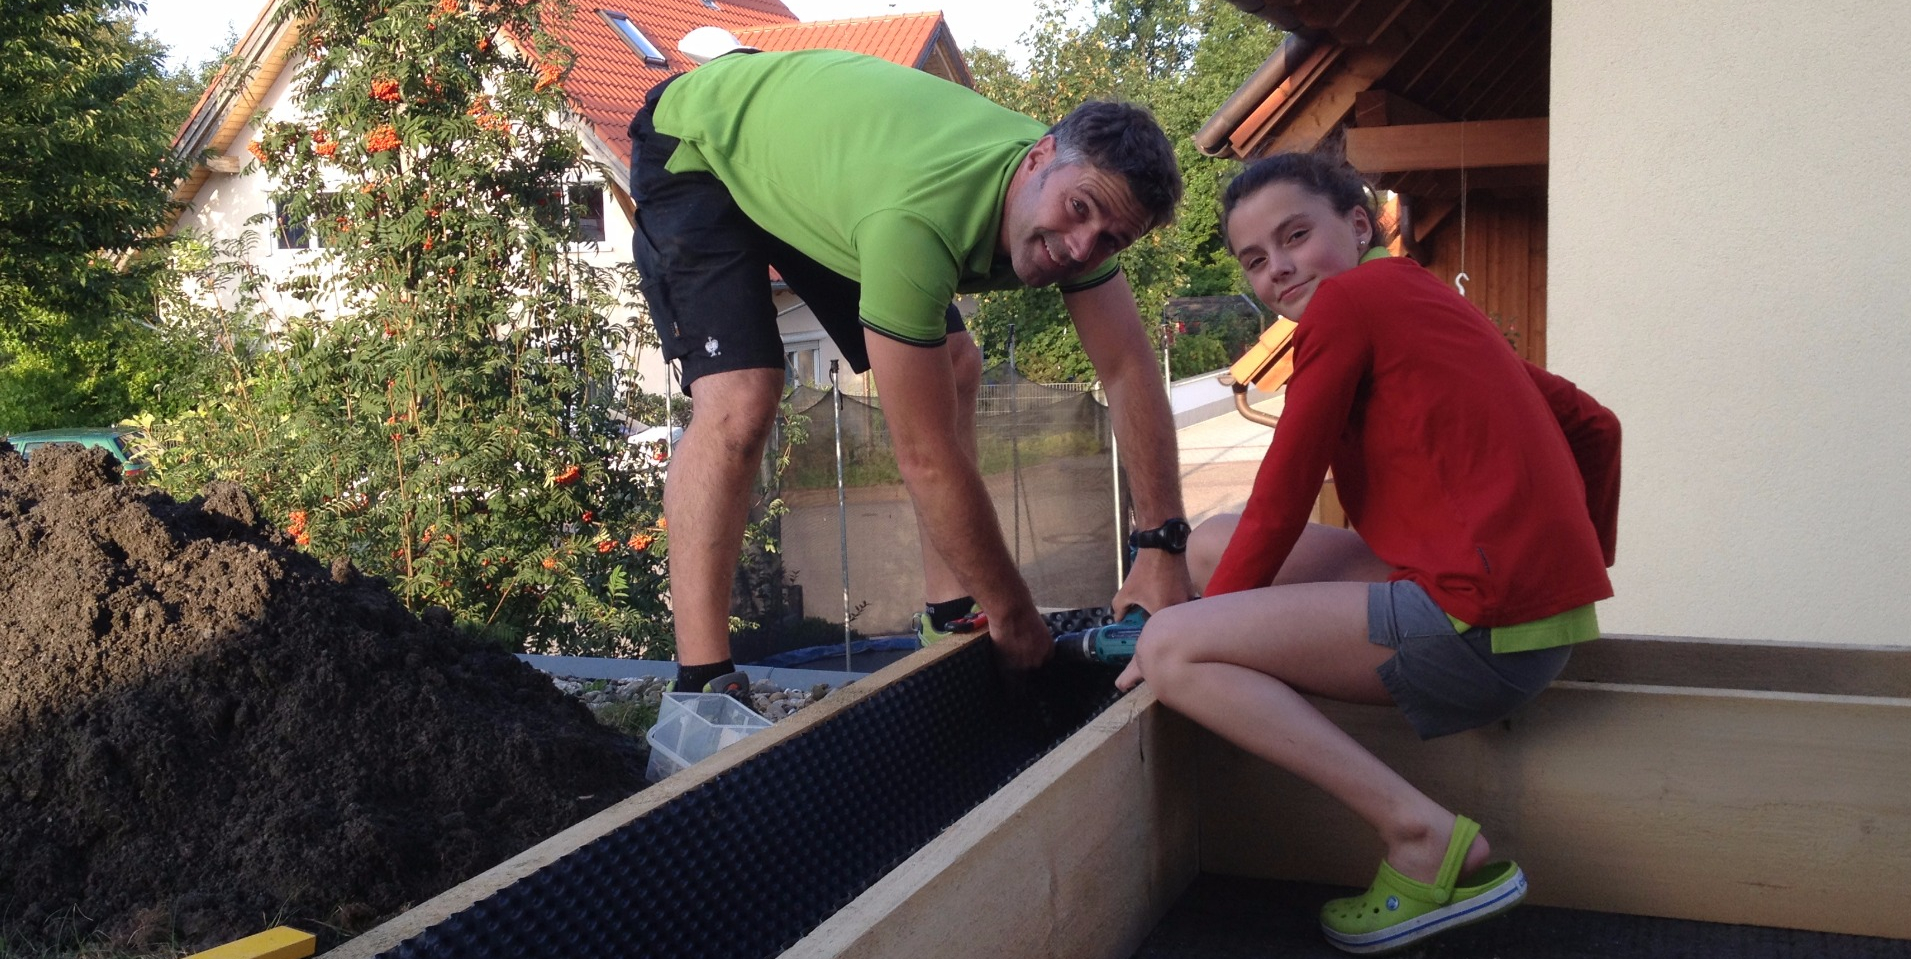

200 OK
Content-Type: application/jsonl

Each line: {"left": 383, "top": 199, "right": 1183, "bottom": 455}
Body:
{"left": 0, "top": 444, "right": 650, "bottom": 952}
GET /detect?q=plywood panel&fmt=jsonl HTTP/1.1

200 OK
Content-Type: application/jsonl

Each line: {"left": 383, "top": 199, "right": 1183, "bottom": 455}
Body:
{"left": 786, "top": 691, "right": 1201, "bottom": 959}
{"left": 1196, "top": 683, "right": 1911, "bottom": 939}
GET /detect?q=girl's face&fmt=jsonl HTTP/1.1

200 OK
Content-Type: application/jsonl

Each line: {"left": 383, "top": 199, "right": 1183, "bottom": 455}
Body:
{"left": 1227, "top": 181, "right": 1371, "bottom": 319}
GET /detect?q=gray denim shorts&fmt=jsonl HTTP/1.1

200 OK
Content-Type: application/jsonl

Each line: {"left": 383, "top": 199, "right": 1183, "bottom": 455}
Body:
{"left": 1368, "top": 580, "right": 1571, "bottom": 740}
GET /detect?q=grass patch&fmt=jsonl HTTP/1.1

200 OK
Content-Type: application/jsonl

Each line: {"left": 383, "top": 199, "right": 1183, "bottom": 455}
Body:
{"left": 591, "top": 698, "right": 659, "bottom": 739}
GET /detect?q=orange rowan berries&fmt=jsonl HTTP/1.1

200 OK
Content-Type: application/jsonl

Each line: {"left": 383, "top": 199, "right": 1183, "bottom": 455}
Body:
{"left": 366, "top": 125, "right": 401, "bottom": 153}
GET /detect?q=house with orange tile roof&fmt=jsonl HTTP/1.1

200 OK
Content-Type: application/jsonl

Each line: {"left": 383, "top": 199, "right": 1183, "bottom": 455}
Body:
{"left": 166, "top": 0, "right": 971, "bottom": 398}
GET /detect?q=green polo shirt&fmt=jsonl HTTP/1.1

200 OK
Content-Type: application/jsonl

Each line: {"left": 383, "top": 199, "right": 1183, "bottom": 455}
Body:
{"left": 652, "top": 49, "right": 1117, "bottom": 346}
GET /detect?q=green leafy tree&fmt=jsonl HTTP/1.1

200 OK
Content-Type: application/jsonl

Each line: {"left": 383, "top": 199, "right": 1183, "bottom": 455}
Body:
{"left": 965, "top": 0, "right": 1277, "bottom": 380}
{"left": 145, "top": 0, "right": 686, "bottom": 656}
{"left": 0, "top": 3, "right": 203, "bottom": 432}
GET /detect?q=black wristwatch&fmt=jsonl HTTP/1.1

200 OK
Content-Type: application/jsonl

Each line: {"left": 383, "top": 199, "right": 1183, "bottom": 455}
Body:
{"left": 1128, "top": 518, "right": 1191, "bottom": 555}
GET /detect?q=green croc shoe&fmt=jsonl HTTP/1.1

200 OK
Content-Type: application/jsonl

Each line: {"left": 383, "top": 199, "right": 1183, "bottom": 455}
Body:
{"left": 912, "top": 603, "right": 987, "bottom": 646}
{"left": 1319, "top": 815, "right": 1527, "bottom": 955}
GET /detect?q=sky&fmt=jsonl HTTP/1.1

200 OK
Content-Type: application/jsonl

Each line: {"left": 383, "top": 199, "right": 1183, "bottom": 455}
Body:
{"left": 135, "top": 0, "right": 1064, "bottom": 71}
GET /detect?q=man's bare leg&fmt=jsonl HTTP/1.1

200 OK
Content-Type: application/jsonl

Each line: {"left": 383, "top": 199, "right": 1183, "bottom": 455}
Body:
{"left": 664, "top": 366, "right": 787, "bottom": 667}
{"left": 917, "top": 330, "right": 984, "bottom": 607}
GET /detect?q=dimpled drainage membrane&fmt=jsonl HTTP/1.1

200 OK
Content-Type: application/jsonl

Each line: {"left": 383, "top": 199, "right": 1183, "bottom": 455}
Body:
{"left": 375, "top": 639, "right": 1122, "bottom": 959}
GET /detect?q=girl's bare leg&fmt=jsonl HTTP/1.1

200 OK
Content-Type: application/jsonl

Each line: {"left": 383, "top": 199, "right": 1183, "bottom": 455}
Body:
{"left": 1121, "top": 582, "right": 1490, "bottom": 884}
{"left": 1187, "top": 515, "right": 1393, "bottom": 594}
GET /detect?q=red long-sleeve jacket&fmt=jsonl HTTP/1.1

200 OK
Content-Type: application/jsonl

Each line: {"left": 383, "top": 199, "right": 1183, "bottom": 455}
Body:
{"left": 1206, "top": 258, "right": 1620, "bottom": 628}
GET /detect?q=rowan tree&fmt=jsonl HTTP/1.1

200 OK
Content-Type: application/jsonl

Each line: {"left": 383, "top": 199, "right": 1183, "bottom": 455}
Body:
{"left": 148, "top": 0, "right": 695, "bottom": 656}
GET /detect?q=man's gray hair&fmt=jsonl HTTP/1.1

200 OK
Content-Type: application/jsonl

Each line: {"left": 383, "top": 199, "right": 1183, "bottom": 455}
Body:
{"left": 1046, "top": 101, "right": 1183, "bottom": 230}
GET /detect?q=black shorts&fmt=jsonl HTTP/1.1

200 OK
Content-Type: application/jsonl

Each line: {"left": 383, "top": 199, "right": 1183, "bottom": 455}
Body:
{"left": 628, "top": 75, "right": 963, "bottom": 395}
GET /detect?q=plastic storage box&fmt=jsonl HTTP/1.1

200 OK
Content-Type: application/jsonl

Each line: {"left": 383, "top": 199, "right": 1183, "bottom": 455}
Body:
{"left": 645, "top": 692, "right": 774, "bottom": 782}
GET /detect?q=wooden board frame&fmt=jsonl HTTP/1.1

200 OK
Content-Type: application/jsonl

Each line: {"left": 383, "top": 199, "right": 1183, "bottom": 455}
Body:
{"left": 1195, "top": 636, "right": 1911, "bottom": 940}
{"left": 330, "top": 635, "right": 1911, "bottom": 955}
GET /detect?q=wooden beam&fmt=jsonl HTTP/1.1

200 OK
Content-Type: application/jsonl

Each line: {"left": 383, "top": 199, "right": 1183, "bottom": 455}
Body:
{"left": 785, "top": 691, "right": 1200, "bottom": 959}
{"left": 1345, "top": 117, "right": 1547, "bottom": 172}
{"left": 1410, "top": 195, "right": 1456, "bottom": 244}
{"left": 1563, "top": 633, "right": 1911, "bottom": 698}
{"left": 1354, "top": 89, "right": 1448, "bottom": 127}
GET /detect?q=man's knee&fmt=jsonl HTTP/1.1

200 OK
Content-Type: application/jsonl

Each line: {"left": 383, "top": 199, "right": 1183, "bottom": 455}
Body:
{"left": 683, "top": 368, "right": 784, "bottom": 457}
{"left": 949, "top": 333, "right": 983, "bottom": 399}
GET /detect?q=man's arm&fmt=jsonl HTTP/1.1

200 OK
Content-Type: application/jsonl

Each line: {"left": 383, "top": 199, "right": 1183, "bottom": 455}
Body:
{"left": 864, "top": 330, "right": 1052, "bottom": 667}
{"left": 1064, "top": 271, "right": 1196, "bottom": 612}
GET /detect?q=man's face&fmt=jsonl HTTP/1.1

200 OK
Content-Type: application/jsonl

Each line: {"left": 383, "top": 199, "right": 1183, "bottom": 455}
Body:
{"left": 999, "top": 137, "right": 1153, "bottom": 288}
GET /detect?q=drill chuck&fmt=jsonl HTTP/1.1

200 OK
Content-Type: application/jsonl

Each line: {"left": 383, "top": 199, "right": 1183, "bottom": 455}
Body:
{"left": 1052, "top": 606, "right": 1148, "bottom": 666}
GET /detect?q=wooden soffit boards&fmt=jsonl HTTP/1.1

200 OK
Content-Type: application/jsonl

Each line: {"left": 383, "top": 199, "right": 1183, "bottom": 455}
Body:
{"left": 1212, "top": 0, "right": 1550, "bottom": 161}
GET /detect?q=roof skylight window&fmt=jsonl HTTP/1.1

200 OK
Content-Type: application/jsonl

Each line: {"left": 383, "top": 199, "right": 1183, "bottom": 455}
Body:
{"left": 602, "top": 11, "right": 668, "bottom": 66}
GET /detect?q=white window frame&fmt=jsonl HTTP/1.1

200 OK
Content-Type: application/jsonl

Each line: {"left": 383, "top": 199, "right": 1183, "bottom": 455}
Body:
{"left": 782, "top": 336, "right": 825, "bottom": 387}
{"left": 602, "top": 11, "right": 668, "bottom": 66}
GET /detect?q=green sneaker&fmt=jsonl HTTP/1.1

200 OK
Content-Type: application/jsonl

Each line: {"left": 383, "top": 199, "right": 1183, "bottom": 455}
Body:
{"left": 1318, "top": 815, "right": 1526, "bottom": 955}
{"left": 912, "top": 603, "right": 987, "bottom": 646}
{"left": 666, "top": 670, "right": 754, "bottom": 708}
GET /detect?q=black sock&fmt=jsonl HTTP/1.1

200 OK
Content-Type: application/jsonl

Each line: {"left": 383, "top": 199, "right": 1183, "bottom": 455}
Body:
{"left": 928, "top": 596, "right": 977, "bottom": 631}
{"left": 676, "top": 659, "right": 737, "bottom": 692}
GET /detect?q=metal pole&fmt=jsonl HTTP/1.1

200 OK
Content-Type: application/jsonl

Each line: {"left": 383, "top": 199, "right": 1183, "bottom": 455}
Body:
{"left": 831, "top": 361, "right": 852, "bottom": 671}
{"left": 1162, "top": 324, "right": 1171, "bottom": 394}
{"left": 663, "top": 362, "right": 674, "bottom": 456}
{"left": 1008, "top": 323, "right": 1021, "bottom": 564}
{"left": 1110, "top": 394, "right": 1124, "bottom": 590}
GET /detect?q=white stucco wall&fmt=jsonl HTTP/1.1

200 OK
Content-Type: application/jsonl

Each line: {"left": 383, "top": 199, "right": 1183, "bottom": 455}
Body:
{"left": 1550, "top": 2, "right": 1911, "bottom": 644}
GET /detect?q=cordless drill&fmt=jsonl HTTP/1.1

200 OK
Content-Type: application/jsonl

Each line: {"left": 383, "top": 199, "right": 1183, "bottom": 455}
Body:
{"left": 1051, "top": 606, "right": 1149, "bottom": 666}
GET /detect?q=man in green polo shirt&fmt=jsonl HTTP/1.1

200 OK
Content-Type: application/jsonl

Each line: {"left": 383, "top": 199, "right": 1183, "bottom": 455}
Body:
{"left": 629, "top": 48, "right": 1195, "bottom": 695}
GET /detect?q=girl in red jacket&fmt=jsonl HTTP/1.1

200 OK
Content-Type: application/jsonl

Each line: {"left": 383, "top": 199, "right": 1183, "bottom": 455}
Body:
{"left": 1117, "top": 153, "right": 1620, "bottom": 954}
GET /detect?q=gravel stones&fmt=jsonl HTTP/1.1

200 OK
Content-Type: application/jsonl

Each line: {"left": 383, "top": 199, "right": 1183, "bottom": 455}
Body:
{"left": 550, "top": 674, "right": 838, "bottom": 723}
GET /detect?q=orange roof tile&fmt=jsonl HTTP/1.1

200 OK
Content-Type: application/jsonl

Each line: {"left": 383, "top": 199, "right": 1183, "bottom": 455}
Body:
{"left": 547, "top": 6, "right": 959, "bottom": 170}
{"left": 733, "top": 12, "right": 943, "bottom": 66}
{"left": 542, "top": 0, "right": 799, "bottom": 169}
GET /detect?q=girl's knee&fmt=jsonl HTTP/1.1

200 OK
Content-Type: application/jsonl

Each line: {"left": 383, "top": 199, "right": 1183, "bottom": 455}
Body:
{"left": 1133, "top": 606, "right": 1196, "bottom": 688}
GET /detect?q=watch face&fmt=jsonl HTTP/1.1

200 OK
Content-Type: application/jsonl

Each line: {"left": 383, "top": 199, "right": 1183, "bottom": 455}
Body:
{"left": 1163, "top": 520, "right": 1190, "bottom": 551}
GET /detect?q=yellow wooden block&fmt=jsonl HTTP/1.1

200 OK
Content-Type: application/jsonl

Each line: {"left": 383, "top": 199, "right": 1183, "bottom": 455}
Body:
{"left": 183, "top": 926, "right": 316, "bottom": 959}
{"left": 1227, "top": 317, "right": 1298, "bottom": 393}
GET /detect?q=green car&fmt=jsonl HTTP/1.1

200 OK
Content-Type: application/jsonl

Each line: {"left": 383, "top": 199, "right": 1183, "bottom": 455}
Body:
{"left": 4, "top": 426, "right": 149, "bottom": 479}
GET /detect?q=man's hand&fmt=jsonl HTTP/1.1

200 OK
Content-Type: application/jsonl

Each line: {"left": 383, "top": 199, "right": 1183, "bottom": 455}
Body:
{"left": 1112, "top": 547, "right": 1195, "bottom": 618}
{"left": 988, "top": 602, "right": 1054, "bottom": 670}
{"left": 1115, "top": 655, "right": 1145, "bottom": 692}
